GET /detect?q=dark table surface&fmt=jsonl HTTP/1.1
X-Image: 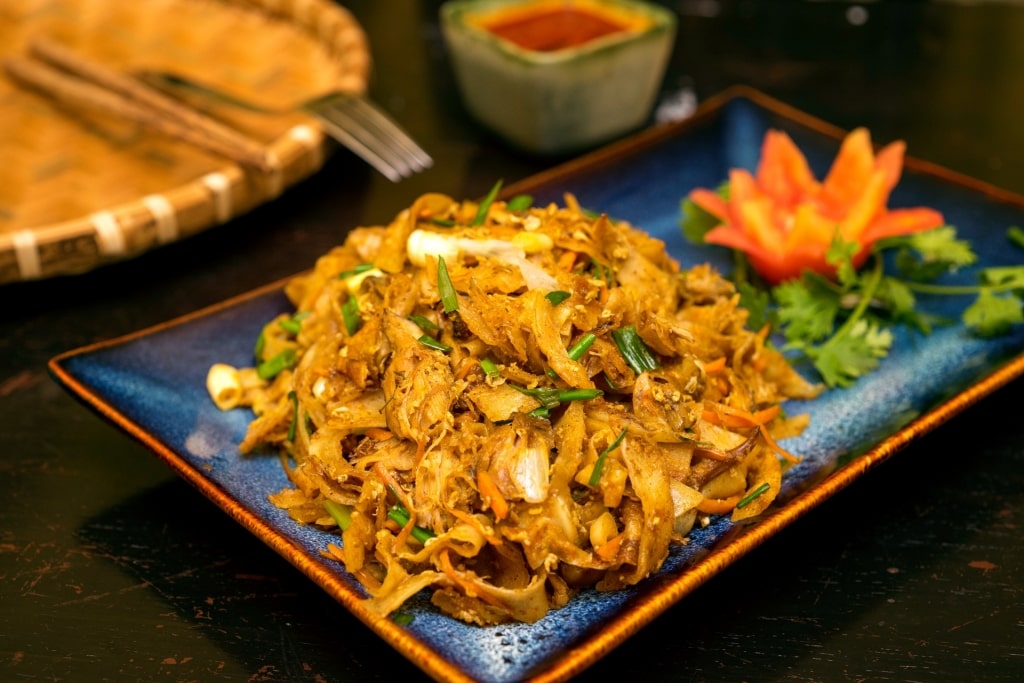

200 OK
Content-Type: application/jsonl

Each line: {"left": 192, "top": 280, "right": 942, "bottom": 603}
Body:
{"left": 3, "top": 1, "right": 1023, "bottom": 681}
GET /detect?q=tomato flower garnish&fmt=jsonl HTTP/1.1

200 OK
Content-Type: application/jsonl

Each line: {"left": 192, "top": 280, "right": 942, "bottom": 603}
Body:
{"left": 688, "top": 127, "right": 945, "bottom": 284}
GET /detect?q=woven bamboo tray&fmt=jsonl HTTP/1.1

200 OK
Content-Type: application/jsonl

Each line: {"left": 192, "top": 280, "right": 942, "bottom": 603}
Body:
{"left": 0, "top": 0, "right": 371, "bottom": 284}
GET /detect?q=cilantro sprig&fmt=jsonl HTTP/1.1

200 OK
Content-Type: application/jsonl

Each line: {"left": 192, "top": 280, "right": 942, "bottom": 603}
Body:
{"left": 683, "top": 202, "right": 1024, "bottom": 388}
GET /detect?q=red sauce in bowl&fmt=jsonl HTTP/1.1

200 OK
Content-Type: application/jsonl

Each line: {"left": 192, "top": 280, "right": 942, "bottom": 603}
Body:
{"left": 482, "top": 6, "right": 628, "bottom": 51}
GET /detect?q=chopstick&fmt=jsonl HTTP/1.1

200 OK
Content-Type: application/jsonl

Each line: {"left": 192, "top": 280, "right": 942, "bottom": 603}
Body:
{"left": 4, "top": 37, "right": 272, "bottom": 172}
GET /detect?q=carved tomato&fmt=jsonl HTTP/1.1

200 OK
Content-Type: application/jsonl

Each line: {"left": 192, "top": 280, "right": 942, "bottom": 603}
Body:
{"left": 689, "top": 128, "right": 945, "bottom": 284}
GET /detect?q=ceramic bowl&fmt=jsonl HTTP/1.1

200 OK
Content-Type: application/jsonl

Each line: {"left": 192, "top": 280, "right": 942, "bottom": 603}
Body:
{"left": 440, "top": 0, "right": 676, "bottom": 155}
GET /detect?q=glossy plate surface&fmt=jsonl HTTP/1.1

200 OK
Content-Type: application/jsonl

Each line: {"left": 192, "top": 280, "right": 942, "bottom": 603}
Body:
{"left": 50, "top": 87, "right": 1024, "bottom": 683}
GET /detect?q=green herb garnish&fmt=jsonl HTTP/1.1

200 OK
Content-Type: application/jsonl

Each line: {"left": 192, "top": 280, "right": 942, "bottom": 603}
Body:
{"left": 324, "top": 499, "right": 353, "bottom": 531}
{"left": 256, "top": 348, "right": 297, "bottom": 380}
{"left": 287, "top": 390, "right": 299, "bottom": 441}
{"left": 611, "top": 326, "right": 659, "bottom": 375}
{"left": 506, "top": 194, "right": 533, "bottom": 211}
{"left": 278, "top": 310, "right": 310, "bottom": 336}
{"left": 736, "top": 482, "right": 771, "bottom": 509}
{"left": 588, "top": 428, "right": 627, "bottom": 487}
{"left": 437, "top": 256, "right": 459, "bottom": 313}
{"left": 387, "top": 504, "right": 435, "bottom": 544}
{"left": 473, "top": 179, "right": 503, "bottom": 226}
{"left": 479, "top": 358, "right": 500, "bottom": 378}
{"left": 546, "top": 290, "right": 571, "bottom": 306}
{"left": 341, "top": 296, "right": 361, "bottom": 335}
{"left": 408, "top": 314, "right": 440, "bottom": 332}
{"left": 417, "top": 334, "right": 452, "bottom": 352}
{"left": 338, "top": 263, "right": 375, "bottom": 280}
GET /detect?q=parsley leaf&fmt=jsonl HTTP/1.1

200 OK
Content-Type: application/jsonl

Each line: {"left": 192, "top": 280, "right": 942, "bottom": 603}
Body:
{"left": 808, "top": 320, "right": 893, "bottom": 388}
{"left": 774, "top": 274, "right": 840, "bottom": 344}
{"left": 964, "top": 290, "right": 1024, "bottom": 337}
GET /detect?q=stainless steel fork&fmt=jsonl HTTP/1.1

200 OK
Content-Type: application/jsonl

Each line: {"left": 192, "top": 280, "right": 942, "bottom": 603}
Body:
{"left": 146, "top": 72, "right": 433, "bottom": 182}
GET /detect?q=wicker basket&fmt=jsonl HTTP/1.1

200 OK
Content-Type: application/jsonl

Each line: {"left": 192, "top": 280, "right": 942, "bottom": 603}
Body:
{"left": 0, "top": 0, "right": 371, "bottom": 284}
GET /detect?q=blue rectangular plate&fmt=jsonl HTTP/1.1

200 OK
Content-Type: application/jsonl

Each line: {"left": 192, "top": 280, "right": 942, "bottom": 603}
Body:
{"left": 50, "top": 87, "right": 1024, "bottom": 683}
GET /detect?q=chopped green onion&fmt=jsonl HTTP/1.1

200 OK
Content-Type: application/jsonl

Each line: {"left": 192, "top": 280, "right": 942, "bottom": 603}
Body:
{"left": 437, "top": 256, "right": 459, "bottom": 313}
{"left": 472, "top": 180, "right": 503, "bottom": 226}
{"left": 323, "top": 499, "right": 353, "bottom": 531}
{"left": 546, "top": 332, "right": 598, "bottom": 379}
{"left": 408, "top": 314, "right": 440, "bottom": 332}
{"left": 253, "top": 330, "right": 266, "bottom": 361}
{"left": 513, "top": 385, "right": 602, "bottom": 409}
{"left": 567, "top": 332, "right": 597, "bottom": 361}
{"left": 391, "top": 612, "right": 415, "bottom": 626}
{"left": 278, "top": 311, "right": 310, "bottom": 336}
{"left": 257, "top": 348, "right": 297, "bottom": 380}
{"left": 387, "top": 505, "right": 435, "bottom": 544}
{"left": 287, "top": 390, "right": 298, "bottom": 441}
{"left": 338, "top": 263, "right": 375, "bottom": 280}
{"left": 430, "top": 217, "right": 456, "bottom": 228}
{"left": 611, "top": 325, "right": 659, "bottom": 374}
{"left": 588, "top": 428, "right": 627, "bottom": 487}
{"left": 736, "top": 482, "right": 772, "bottom": 509}
{"left": 506, "top": 194, "right": 533, "bottom": 211}
{"left": 417, "top": 334, "right": 452, "bottom": 352}
{"left": 528, "top": 406, "right": 551, "bottom": 419}
{"left": 590, "top": 259, "right": 613, "bottom": 286}
{"left": 341, "top": 296, "right": 361, "bottom": 335}
{"left": 479, "top": 358, "right": 500, "bottom": 377}
{"left": 546, "top": 290, "right": 571, "bottom": 306}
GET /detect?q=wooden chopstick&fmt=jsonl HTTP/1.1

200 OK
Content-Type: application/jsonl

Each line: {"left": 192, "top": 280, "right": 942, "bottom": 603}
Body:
{"left": 4, "top": 37, "right": 272, "bottom": 172}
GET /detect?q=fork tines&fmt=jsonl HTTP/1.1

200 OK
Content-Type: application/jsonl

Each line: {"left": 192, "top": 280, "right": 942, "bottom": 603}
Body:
{"left": 309, "top": 93, "right": 432, "bottom": 182}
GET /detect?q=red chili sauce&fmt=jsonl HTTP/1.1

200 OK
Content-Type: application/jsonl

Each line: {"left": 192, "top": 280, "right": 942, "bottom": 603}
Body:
{"left": 481, "top": 6, "right": 630, "bottom": 52}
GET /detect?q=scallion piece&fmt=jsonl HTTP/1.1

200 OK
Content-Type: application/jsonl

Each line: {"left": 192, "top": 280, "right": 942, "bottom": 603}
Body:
{"left": 257, "top": 348, "right": 297, "bottom": 380}
{"left": 323, "top": 499, "right": 353, "bottom": 531}
{"left": 341, "top": 296, "right": 361, "bottom": 335}
{"left": 513, "top": 385, "right": 602, "bottom": 409}
{"left": 287, "top": 390, "right": 298, "bottom": 441}
{"left": 391, "top": 612, "right": 415, "bottom": 626}
{"left": 253, "top": 330, "right": 266, "bottom": 361}
{"left": 546, "top": 332, "right": 598, "bottom": 380}
{"left": 590, "top": 259, "right": 613, "bottom": 286}
{"left": 567, "top": 332, "right": 597, "bottom": 361}
{"left": 387, "top": 505, "right": 435, "bottom": 544}
{"left": 430, "top": 217, "right": 456, "bottom": 228}
{"left": 417, "top": 334, "right": 452, "bottom": 352}
{"left": 611, "top": 325, "right": 659, "bottom": 374}
{"left": 437, "top": 256, "right": 459, "bottom": 313}
{"left": 588, "top": 428, "right": 627, "bottom": 487}
{"left": 278, "top": 311, "right": 310, "bottom": 336}
{"left": 506, "top": 194, "right": 533, "bottom": 211}
{"left": 408, "top": 314, "right": 440, "bottom": 332}
{"left": 479, "top": 358, "right": 500, "bottom": 377}
{"left": 338, "top": 263, "right": 375, "bottom": 280}
{"left": 546, "top": 290, "right": 571, "bottom": 306}
{"left": 472, "top": 179, "right": 503, "bottom": 226}
{"left": 736, "top": 482, "right": 771, "bottom": 509}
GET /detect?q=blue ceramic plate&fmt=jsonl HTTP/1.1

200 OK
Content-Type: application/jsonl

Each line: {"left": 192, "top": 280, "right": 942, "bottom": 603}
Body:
{"left": 50, "top": 87, "right": 1024, "bottom": 683}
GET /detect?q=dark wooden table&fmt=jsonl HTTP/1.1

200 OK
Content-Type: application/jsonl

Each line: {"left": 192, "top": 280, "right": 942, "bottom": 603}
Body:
{"left": 3, "top": 1, "right": 1022, "bottom": 681}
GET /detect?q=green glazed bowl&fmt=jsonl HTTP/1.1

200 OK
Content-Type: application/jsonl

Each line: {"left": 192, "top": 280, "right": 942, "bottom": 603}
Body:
{"left": 440, "top": 0, "right": 676, "bottom": 155}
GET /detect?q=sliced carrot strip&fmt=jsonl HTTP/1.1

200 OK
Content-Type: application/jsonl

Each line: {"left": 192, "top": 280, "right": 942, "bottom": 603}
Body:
{"left": 594, "top": 534, "right": 623, "bottom": 562}
{"left": 703, "top": 356, "right": 727, "bottom": 375}
{"left": 696, "top": 493, "right": 743, "bottom": 515}
{"left": 557, "top": 250, "right": 578, "bottom": 271}
{"left": 477, "top": 470, "right": 509, "bottom": 521}
{"left": 448, "top": 507, "right": 503, "bottom": 546}
{"left": 364, "top": 427, "right": 393, "bottom": 441}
